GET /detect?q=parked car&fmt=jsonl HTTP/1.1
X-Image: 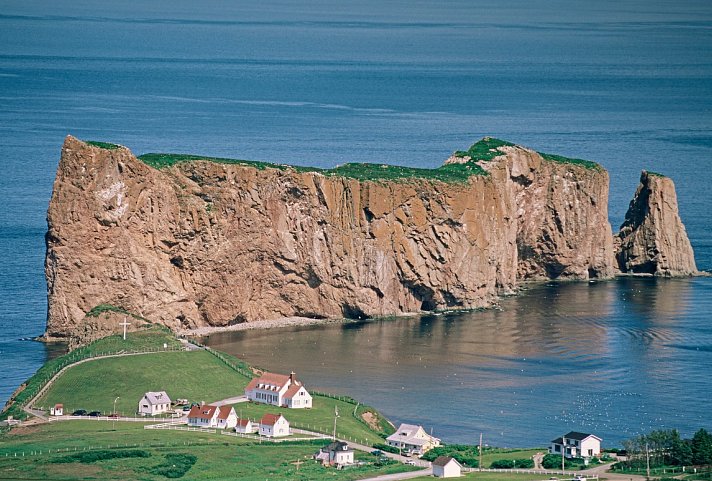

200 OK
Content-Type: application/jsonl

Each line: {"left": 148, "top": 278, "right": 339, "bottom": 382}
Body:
{"left": 88, "top": 411, "right": 102, "bottom": 417}
{"left": 72, "top": 409, "right": 87, "bottom": 416}
{"left": 403, "top": 459, "right": 416, "bottom": 465}
{"left": 107, "top": 413, "right": 120, "bottom": 418}
{"left": 370, "top": 450, "right": 383, "bottom": 456}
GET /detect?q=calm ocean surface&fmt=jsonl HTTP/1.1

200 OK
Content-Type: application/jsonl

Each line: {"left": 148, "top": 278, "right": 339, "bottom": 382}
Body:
{"left": 1, "top": 1, "right": 710, "bottom": 446}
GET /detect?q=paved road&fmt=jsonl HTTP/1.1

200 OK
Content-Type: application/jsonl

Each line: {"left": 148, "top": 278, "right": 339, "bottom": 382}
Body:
{"left": 356, "top": 467, "right": 432, "bottom": 481}
{"left": 212, "top": 395, "right": 248, "bottom": 406}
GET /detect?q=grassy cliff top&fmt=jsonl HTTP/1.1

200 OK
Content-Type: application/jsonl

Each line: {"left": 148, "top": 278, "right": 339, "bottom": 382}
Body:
{"left": 85, "top": 137, "right": 602, "bottom": 182}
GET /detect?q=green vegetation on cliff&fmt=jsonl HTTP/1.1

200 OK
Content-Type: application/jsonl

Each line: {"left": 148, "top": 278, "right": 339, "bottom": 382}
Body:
{"left": 86, "top": 140, "right": 121, "bottom": 150}
{"left": 88, "top": 136, "right": 602, "bottom": 183}
{"left": 138, "top": 152, "right": 486, "bottom": 183}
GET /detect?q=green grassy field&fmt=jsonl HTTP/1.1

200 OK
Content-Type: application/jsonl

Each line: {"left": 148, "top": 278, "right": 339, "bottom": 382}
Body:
{"left": 232, "top": 395, "right": 388, "bottom": 446}
{"left": 482, "top": 448, "right": 545, "bottom": 466}
{"left": 36, "top": 350, "right": 251, "bottom": 415}
{"left": 1, "top": 327, "right": 182, "bottom": 421}
{"left": 0, "top": 422, "right": 414, "bottom": 480}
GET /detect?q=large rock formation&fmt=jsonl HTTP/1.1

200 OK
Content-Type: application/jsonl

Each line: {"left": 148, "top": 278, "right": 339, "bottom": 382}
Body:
{"left": 43, "top": 136, "right": 696, "bottom": 342}
{"left": 615, "top": 171, "right": 698, "bottom": 276}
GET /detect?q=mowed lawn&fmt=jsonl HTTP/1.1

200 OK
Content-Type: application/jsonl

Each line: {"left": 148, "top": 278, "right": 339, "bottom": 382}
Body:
{"left": 234, "top": 395, "right": 387, "bottom": 446}
{"left": 482, "top": 448, "right": 545, "bottom": 466}
{"left": 36, "top": 350, "right": 251, "bottom": 415}
{"left": 0, "top": 422, "right": 414, "bottom": 480}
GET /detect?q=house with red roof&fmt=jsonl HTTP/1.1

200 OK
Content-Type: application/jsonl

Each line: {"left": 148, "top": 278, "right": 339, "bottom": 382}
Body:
{"left": 245, "top": 371, "right": 312, "bottom": 409}
{"left": 187, "top": 404, "right": 237, "bottom": 429}
{"left": 235, "top": 418, "right": 258, "bottom": 434}
{"left": 50, "top": 403, "right": 63, "bottom": 416}
{"left": 259, "top": 413, "right": 290, "bottom": 437}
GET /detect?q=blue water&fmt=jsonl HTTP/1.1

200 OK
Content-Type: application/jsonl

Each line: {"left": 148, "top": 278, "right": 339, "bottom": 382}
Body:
{"left": 1, "top": 0, "right": 710, "bottom": 444}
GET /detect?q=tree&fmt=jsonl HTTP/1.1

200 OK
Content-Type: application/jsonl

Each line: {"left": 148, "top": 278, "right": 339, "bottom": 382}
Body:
{"left": 692, "top": 429, "right": 712, "bottom": 465}
{"left": 670, "top": 430, "right": 692, "bottom": 466}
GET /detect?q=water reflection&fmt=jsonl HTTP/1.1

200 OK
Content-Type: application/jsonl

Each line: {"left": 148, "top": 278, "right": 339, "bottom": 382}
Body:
{"left": 202, "top": 277, "right": 711, "bottom": 447}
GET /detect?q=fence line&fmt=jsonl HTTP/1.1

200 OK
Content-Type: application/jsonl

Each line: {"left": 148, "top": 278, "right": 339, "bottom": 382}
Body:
{"left": 200, "top": 346, "right": 254, "bottom": 379}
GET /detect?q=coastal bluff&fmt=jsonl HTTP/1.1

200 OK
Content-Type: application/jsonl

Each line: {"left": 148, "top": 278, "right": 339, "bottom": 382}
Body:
{"left": 44, "top": 136, "right": 697, "bottom": 343}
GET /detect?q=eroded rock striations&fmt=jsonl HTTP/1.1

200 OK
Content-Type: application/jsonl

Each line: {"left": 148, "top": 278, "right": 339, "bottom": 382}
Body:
{"left": 44, "top": 136, "right": 696, "bottom": 343}
{"left": 615, "top": 171, "right": 697, "bottom": 276}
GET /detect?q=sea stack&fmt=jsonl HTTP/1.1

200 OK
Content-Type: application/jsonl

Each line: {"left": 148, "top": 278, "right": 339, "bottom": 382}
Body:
{"left": 615, "top": 171, "right": 698, "bottom": 276}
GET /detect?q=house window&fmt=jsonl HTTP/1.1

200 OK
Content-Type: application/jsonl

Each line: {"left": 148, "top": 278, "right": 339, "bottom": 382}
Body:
{"left": 555, "top": 445, "right": 560, "bottom": 452}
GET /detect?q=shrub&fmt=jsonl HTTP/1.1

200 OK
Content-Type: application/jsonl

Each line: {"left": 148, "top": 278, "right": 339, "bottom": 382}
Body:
{"left": 490, "top": 458, "right": 534, "bottom": 469}
{"left": 420, "top": 445, "right": 479, "bottom": 468}
{"left": 372, "top": 443, "right": 400, "bottom": 454}
{"left": 149, "top": 453, "right": 197, "bottom": 479}
{"left": 53, "top": 449, "right": 150, "bottom": 463}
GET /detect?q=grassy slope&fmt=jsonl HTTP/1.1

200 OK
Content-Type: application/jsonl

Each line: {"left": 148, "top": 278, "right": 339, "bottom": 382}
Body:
{"left": 36, "top": 350, "right": 251, "bottom": 415}
{"left": 233, "top": 395, "right": 386, "bottom": 446}
{"left": 0, "top": 422, "right": 414, "bottom": 480}
{"left": 1, "top": 327, "right": 181, "bottom": 421}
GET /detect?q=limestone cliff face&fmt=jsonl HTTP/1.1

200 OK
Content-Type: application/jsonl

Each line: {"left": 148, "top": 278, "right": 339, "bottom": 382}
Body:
{"left": 44, "top": 136, "right": 694, "bottom": 341}
{"left": 615, "top": 171, "right": 698, "bottom": 276}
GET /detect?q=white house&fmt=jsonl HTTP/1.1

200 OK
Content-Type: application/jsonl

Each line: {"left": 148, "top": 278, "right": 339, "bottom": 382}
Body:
{"left": 386, "top": 423, "right": 441, "bottom": 456}
{"left": 138, "top": 391, "right": 172, "bottom": 416}
{"left": 187, "top": 404, "right": 219, "bottom": 427}
{"left": 245, "top": 371, "right": 312, "bottom": 409}
{"left": 235, "top": 418, "right": 258, "bottom": 434}
{"left": 314, "top": 441, "right": 355, "bottom": 467}
{"left": 432, "top": 456, "right": 462, "bottom": 478}
{"left": 259, "top": 413, "right": 290, "bottom": 437}
{"left": 216, "top": 406, "right": 238, "bottom": 429}
{"left": 550, "top": 431, "right": 602, "bottom": 459}
{"left": 50, "top": 403, "right": 63, "bottom": 416}
{"left": 186, "top": 404, "right": 237, "bottom": 429}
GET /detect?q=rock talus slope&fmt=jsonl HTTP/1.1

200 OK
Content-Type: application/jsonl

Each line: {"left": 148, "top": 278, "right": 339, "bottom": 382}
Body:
{"left": 44, "top": 136, "right": 695, "bottom": 342}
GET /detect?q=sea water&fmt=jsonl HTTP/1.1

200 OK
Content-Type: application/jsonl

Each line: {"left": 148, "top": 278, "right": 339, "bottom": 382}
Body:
{"left": 1, "top": 1, "right": 710, "bottom": 444}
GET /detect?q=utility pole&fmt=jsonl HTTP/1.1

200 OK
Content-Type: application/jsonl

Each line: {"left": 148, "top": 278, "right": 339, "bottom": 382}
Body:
{"left": 479, "top": 433, "right": 483, "bottom": 471}
{"left": 332, "top": 405, "right": 339, "bottom": 441}
{"left": 562, "top": 435, "right": 566, "bottom": 474}
{"left": 646, "top": 442, "right": 651, "bottom": 479}
{"left": 112, "top": 397, "right": 119, "bottom": 430}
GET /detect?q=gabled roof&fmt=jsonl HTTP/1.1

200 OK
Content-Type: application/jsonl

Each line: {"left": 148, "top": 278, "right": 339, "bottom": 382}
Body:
{"left": 260, "top": 413, "right": 286, "bottom": 426}
{"left": 236, "top": 418, "right": 253, "bottom": 427}
{"left": 143, "top": 391, "right": 171, "bottom": 405}
{"left": 432, "top": 456, "right": 461, "bottom": 467}
{"left": 323, "top": 441, "right": 350, "bottom": 453}
{"left": 187, "top": 404, "right": 218, "bottom": 420}
{"left": 246, "top": 372, "right": 292, "bottom": 392}
{"left": 283, "top": 382, "right": 307, "bottom": 400}
{"left": 551, "top": 431, "right": 602, "bottom": 443}
{"left": 217, "top": 406, "right": 234, "bottom": 420}
{"left": 386, "top": 423, "right": 438, "bottom": 446}
{"left": 54, "top": 403, "right": 63, "bottom": 408}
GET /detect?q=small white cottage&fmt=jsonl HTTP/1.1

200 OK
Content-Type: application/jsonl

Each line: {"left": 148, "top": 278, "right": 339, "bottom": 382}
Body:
{"left": 235, "top": 418, "right": 258, "bottom": 434}
{"left": 550, "top": 431, "right": 602, "bottom": 459}
{"left": 259, "top": 413, "right": 290, "bottom": 437}
{"left": 138, "top": 391, "right": 172, "bottom": 416}
{"left": 432, "top": 456, "right": 462, "bottom": 478}
{"left": 314, "top": 441, "right": 355, "bottom": 467}
{"left": 50, "top": 403, "right": 63, "bottom": 416}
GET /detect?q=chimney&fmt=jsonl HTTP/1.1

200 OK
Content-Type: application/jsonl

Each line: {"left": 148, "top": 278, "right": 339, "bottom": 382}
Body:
{"left": 290, "top": 371, "right": 295, "bottom": 383}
